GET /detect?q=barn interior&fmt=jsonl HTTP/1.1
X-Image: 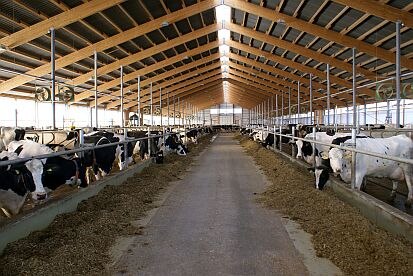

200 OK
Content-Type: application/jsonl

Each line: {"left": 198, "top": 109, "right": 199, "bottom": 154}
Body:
{"left": 0, "top": 1, "right": 412, "bottom": 275}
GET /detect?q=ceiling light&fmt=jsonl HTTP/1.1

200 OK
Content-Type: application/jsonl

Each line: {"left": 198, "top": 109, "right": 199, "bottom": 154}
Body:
{"left": 183, "top": 56, "right": 189, "bottom": 60}
{"left": 161, "top": 21, "right": 169, "bottom": 27}
{"left": 276, "top": 19, "right": 285, "bottom": 24}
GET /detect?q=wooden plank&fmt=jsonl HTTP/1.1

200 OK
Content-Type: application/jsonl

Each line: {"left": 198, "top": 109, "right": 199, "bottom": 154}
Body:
{"left": 0, "top": 0, "right": 125, "bottom": 49}
{"left": 332, "top": 0, "right": 413, "bottom": 29}
{"left": 0, "top": 0, "right": 221, "bottom": 95}
{"left": 224, "top": 0, "right": 413, "bottom": 70}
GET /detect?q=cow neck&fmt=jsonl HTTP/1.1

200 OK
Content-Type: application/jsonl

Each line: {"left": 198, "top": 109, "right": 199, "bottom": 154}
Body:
{"left": 70, "top": 158, "right": 79, "bottom": 184}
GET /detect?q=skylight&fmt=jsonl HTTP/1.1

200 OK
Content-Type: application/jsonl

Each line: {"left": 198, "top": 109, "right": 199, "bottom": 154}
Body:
{"left": 215, "top": 5, "right": 231, "bottom": 24}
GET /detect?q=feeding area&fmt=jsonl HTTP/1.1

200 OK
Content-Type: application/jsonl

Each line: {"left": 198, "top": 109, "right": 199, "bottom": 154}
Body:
{"left": 0, "top": 0, "right": 412, "bottom": 275}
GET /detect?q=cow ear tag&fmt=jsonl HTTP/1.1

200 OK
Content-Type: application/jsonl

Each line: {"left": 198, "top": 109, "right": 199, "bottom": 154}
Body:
{"left": 320, "top": 151, "right": 329, "bottom": 160}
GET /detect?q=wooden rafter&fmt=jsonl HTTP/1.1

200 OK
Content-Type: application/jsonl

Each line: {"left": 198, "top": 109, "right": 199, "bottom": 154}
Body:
{"left": 223, "top": 0, "right": 413, "bottom": 70}
{"left": 331, "top": 0, "right": 413, "bottom": 29}
{"left": 0, "top": 0, "right": 125, "bottom": 49}
{"left": 0, "top": 0, "right": 221, "bottom": 95}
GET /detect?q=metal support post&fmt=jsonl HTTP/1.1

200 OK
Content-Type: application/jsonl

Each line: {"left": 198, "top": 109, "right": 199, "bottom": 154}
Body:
{"left": 327, "top": 64, "right": 331, "bottom": 125}
{"left": 94, "top": 51, "right": 98, "bottom": 128}
{"left": 351, "top": 48, "right": 357, "bottom": 189}
{"left": 50, "top": 27, "right": 56, "bottom": 129}
{"left": 396, "top": 20, "right": 401, "bottom": 128}
{"left": 150, "top": 82, "right": 153, "bottom": 126}
{"left": 309, "top": 73, "right": 313, "bottom": 124}
{"left": 137, "top": 76, "right": 141, "bottom": 126}
{"left": 120, "top": 66, "right": 124, "bottom": 128}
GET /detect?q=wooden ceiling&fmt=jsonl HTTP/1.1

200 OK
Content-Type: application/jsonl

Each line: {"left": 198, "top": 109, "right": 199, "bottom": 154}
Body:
{"left": 0, "top": 0, "right": 411, "bottom": 113}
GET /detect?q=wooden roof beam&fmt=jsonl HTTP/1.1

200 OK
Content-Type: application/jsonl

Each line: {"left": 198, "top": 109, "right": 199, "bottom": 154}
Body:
{"left": 331, "top": 0, "right": 413, "bottom": 29}
{"left": 227, "top": 23, "right": 378, "bottom": 78}
{"left": 223, "top": 0, "right": 413, "bottom": 70}
{"left": 98, "top": 55, "right": 220, "bottom": 108}
{"left": 227, "top": 40, "right": 370, "bottom": 102}
{"left": 72, "top": 23, "right": 220, "bottom": 91}
{"left": 0, "top": 0, "right": 125, "bottom": 49}
{"left": 0, "top": 0, "right": 221, "bottom": 95}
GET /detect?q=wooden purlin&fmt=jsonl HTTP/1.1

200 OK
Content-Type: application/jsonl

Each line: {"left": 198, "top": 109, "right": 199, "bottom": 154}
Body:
{"left": 72, "top": 23, "right": 220, "bottom": 92}
{"left": 0, "top": 0, "right": 125, "bottom": 49}
{"left": 331, "top": 0, "right": 413, "bottom": 29}
{"left": 227, "top": 23, "right": 374, "bottom": 79}
{"left": 227, "top": 53, "right": 346, "bottom": 106}
{"left": 0, "top": 0, "right": 221, "bottom": 95}
{"left": 223, "top": 0, "right": 413, "bottom": 70}
{"left": 227, "top": 40, "right": 370, "bottom": 103}
{"left": 229, "top": 61, "right": 318, "bottom": 104}
{"left": 91, "top": 51, "right": 220, "bottom": 107}
{"left": 122, "top": 72, "right": 223, "bottom": 110}
{"left": 102, "top": 55, "right": 221, "bottom": 108}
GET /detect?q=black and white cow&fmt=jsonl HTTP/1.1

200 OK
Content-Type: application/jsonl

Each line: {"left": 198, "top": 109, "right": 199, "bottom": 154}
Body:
{"left": 164, "top": 133, "right": 187, "bottom": 156}
{"left": 328, "top": 135, "right": 413, "bottom": 206}
{"left": 0, "top": 151, "right": 37, "bottom": 216}
{"left": 186, "top": 129, "right": 200, "bottom": 144}
{"left": 7, "top": 140, "right": 87, "bottom": 194}
{"left": 128, "top": 130, "right": 162, "bottom": 161}
{"left": 0, "top": 127, "right": 25, "bottom": 151}
{"left": 82, "top": 133, "right": 119, "bottom": 181}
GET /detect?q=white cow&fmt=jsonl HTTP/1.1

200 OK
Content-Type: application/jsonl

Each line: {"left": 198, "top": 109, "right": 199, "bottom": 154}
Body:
{"left": 0, "top": 127, "right": 25, "bottom": 151}
{"left": 328, "top": 135, "right": 413, "bottom": 206}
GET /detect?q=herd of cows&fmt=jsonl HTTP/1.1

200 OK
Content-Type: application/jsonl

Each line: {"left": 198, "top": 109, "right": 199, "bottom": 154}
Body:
{"left": 241, "top": 124, "right": 413, "bottom": 207}
{"left": 0, "top": 126, "right": 214, "bottom": 217}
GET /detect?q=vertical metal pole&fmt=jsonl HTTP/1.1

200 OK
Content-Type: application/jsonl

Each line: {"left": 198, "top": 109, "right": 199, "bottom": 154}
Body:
{"left": 297, "top": 81, "right": 300, "bottom": 124}
{"left": 177, "top": 97, "right": 180, "bottom": 126}
{"left": 364, "top": 101, "right": 367, "bottom": 126}
{"left": 120, "top": 66, "right": 124, "bottom": 128}
{"left": 14, "top": 109, "right": 17, "bottom": 128}
{"left": 173, "top": 95, "right": 176, "bottom": 126}
{"left": 279, "top": 125, "right": 282, "bottom": 151}
{"left": 94, "top": 51, "right": 98, "bottom": 128}
{"left": 351, "top": 48, "right": 357, "bottom": 190}
{"left": 288, "top": 87, "right": 291, "bottom": 124}
{"left": 309, "top": 73, "right": 313, "bottom": 124}
{"left": 167, "top": 92, "right": 170, "bottom": 127}
{"left": 159, "top": 87, "right": 162, "bottom": 126}
{"left": 375, "top": 102, "right": 378, "bottom": 124}
{"left": 150, "top": 82, "right": 153, "bottom": 126}
{"left": 281, "top": 91, "right": 284, "bottom": 126}
{"left": 275, "top": 94, "right": 278, "bottom": 126}
{"left": 395, "top": 20, "right": 401, "bottom": 128}
{"left": 345, "top": 105, "right": 348, "bottom": 126}
{"left": 90, "top": 107, "right": 93, "bottom": 127}
{"left": 50, "top": 27, "right": 56, "bottom": 129}
{"left": 137, "top": 76, "right": 141, "bottom": 127}
{"left": 291, "top": 126, "right": 296, "bottom": 158}
{"left": 327, "top": 63, "right": 331, "bottom": 126}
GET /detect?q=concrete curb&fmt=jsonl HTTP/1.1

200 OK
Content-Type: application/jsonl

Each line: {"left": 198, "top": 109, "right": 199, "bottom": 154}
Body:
{"left": 0, "top": 158, "right": 152, "bottom": 254}
{"left": 267, "top": 147, "right": 413, "bottom": 243}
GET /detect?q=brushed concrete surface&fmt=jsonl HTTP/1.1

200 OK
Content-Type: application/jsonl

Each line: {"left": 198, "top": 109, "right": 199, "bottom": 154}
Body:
{"left": 113, "top": 134, "right": 309, "bottom": 275}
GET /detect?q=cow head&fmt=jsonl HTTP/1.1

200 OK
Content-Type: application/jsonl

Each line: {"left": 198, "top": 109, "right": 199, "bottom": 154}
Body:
{"left": 24, "top": 159, "right": 47, "bottom": 200}
{"left": 177, "top": 144, "right": 187, "bottom": 156}
{"left": 328, "top": 148, "right": 344, "bottom": 174}
{"left": 314, "top": 165, "right": 330, "bottom": 190}
{"left": 295, "top": 140, "right": 313, "bottom": 159}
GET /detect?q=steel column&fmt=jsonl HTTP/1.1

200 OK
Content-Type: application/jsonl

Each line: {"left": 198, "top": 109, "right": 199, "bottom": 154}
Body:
{"left": 326, "top": 63, "right": 331, "bottom": 125}
{"left": 50, "top": 27, "right": 56, "bottom": 129}
{"left": 395, "top": 20, "right": 401, "bottom": 128}
{"left": 94, "top": 51, "right": 98, "bottom": 128}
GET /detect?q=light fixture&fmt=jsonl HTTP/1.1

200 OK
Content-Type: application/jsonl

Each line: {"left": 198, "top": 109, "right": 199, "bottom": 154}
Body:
{"left": 161, "top": 21, "right": 169, "bottom": 27}
{"left": 183, "top": 56, "right": 189, "bottom": 60}
{"left": 276, "top": 19, "right": 285, "bottom": 24}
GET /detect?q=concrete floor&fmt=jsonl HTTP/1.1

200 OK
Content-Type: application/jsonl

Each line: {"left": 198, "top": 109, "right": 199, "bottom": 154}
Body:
{"left": 113, "top": 134, "right": 310, "bottom": 275}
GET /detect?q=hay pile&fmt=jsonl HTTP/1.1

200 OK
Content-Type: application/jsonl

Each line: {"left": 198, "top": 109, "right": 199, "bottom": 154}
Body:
{"left": 0, "top": 135, "right": 212, "bottom": 275}
{"left": 236, "top": 135, "right": 413, "bottom": 276}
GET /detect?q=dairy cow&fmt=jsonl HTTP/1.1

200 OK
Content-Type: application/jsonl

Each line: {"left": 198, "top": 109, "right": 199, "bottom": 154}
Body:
{"left": 7, "top": 140, "right": 87, "bottom": 191}
{"left": 0, "top": 152, "right": 37, "bottom": 216}
{"left": 328, "top": 135, "right": 413, "bottom": 206}
{"left": 0, "top": 127, "right": 25, "bottom": 151}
